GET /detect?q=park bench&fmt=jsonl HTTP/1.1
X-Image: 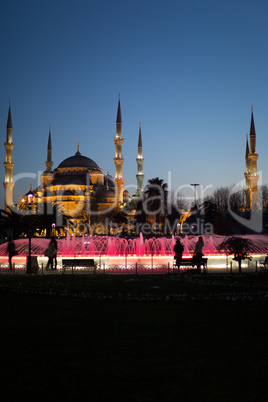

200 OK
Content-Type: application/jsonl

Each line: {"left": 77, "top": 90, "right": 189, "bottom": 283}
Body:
{"left": 175, "top": 257, "right": 208, "bottom": 271}
{"left": 259, "top": 256, "right": 268, "bottom": 271}
{"left": 62, "top": 259, "right": 96, "bottom": 273}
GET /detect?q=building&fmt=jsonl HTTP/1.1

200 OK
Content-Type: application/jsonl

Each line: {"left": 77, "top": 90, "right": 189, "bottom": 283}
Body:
{"left": 3, "top": 102, "right": 14, "bottom": 211}
{"left": 3, "top": 97, "right": 145, "bottom": 235}
{"left": 244, "top": 107, "right": 259, "bottom": 210}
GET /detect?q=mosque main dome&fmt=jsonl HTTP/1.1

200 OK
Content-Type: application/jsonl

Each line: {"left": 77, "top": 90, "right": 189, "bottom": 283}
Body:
{"left": 57, "top": 150, "right": 100, "bottom": 170}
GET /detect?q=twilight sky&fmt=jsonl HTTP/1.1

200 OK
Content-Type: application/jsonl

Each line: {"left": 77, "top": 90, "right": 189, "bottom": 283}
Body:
{"left": 1, "top": 0, "right": 268, "bottom": 209}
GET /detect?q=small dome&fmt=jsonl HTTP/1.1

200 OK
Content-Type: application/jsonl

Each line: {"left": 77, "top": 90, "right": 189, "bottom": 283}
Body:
{"left": 58, "top": 152, "right": 99, "bottom": 169}
{"left": 95, "top": 186, "right": 115, "bottom": 201}
{"left": 104, "top": 174, "right": 115, "bottom": 189}
{"left": 123, "top": 189, "right": 129, "bottom": 202}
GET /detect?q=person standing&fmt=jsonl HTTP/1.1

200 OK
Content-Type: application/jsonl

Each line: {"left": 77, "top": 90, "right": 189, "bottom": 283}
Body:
{"left": 7, "top": 237, "right": 17, "bottom": 270}
{"left": 174, "top": 238, "right": 184, "bottom": 270}
{"left": 193, "top": 236, "right": 204, "bottom": 271}
{"left": 46, "top": 239, "right": 56, "bottom": 270}
{"left": 51, "top": 237, "right": 57, "bottom": 270}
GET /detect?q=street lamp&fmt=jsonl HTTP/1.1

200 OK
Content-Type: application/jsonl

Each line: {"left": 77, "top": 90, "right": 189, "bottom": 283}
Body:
{"left": 190, "top": 183, "right": 199, "bottom": 208}
{"left": 26, "top": 188, "right": 34, "bottom": 274}
{"left": 52, "top": 222, "right": 56, "bottom": 237}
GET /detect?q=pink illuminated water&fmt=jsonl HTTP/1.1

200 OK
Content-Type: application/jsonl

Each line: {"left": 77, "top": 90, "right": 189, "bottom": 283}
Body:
{"left": 0, "top": 233, "right": 268, "bottom": 257}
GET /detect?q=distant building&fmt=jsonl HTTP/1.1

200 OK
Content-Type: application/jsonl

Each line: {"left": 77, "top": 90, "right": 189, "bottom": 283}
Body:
{"left": 3, "top": 102, "right": 14, "bottom": 211}
{"left": 244, "top": 107, "right": 259, "bottom": 210}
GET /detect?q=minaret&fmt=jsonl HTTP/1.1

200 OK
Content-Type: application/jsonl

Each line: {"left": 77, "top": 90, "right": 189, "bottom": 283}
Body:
{"left": 113, "top": 95, "right": 124, "bottom": 205}
{"left": 244, "top": 135, "right": 250, "bottom": 208}
{"left": 244, "top": 107, "right": 259, "bottom": 210}
{"left": 45, "top": 126, "right": 53, "bottom": 172}
{"left": 3, "top": 101, "right": 15, "bottom": 211}
{"left": 136, "top": 122, "right": 144, "bottom": 197}
{"left": 41, "top": 126, "right": 54, "bottom": 188}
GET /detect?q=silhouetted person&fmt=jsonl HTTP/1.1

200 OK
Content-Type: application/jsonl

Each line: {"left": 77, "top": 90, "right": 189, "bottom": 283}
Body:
{"left": 51, "top": 237, "right": 57, "bottom": 270}
{"left": 193, "top": 236, "right": 204, "bottom": 271}
{"left": 174, "top": 238, "right": 184, "bottom": 270}
{"left": 7, "top": 237, "right": 17, "bottom": 270}
{"left": 46, "top": 239, "right": 56, "bottom": 270}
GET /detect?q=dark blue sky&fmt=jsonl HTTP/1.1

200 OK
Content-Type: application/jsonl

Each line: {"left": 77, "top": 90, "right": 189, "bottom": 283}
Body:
{"left": 1, "top": 0, "right": 268, "bottom": 208}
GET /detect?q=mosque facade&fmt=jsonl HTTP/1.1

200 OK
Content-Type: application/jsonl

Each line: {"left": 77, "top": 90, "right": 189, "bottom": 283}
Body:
{"left": 3, "top": 98, "right": 145, "bottom": 235}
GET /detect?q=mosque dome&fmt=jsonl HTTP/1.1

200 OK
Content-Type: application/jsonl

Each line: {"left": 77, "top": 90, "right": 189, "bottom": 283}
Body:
{"left": 95, "top": 186, "right": 115, "bottom": 202}
{"left": 104, "top": 173, "right": 115, "bottom": 189}
{"left": 57, "top": 151, "right": 100, "bottom": 170}
{"left": 123, "top": 189, "right": 129, "bottom": 203}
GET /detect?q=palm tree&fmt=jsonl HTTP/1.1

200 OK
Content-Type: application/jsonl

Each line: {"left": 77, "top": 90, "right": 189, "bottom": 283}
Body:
{"left": 143, "top": 178, "right": 168, "bottom": 234}
{"left": 0, "top": 208, "right": 26, "bottom": 239}
{"left": 0, "top": 209, "right": 13, "bottom": 240}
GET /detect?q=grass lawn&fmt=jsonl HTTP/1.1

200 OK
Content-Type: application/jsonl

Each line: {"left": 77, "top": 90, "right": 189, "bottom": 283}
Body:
{"left": 1, "top": 273, "right": 268, "bottom": 401}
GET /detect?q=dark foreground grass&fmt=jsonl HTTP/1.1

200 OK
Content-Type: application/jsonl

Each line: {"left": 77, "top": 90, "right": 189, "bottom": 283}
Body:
{"left": 1, "top": 273, "right": 268, "bottom": 401}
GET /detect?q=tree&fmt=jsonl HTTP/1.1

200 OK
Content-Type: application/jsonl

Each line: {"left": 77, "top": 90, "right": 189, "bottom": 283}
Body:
{"left": 134, "top": 200, "right": 147, "bottom": 235}
{"left": 260, "top": 185, "right": 268, "bottom": 210}
{"left": 169, "top": 189, "right": 189, "bottom": 213}
{"left": 199, "top": 200, "right": 217, "bottom": 225}
{"left": 0, "top": 209, "right": 14, "bottom": 241}
{"left": 211, "top": 187, "right": 229, "bottom": 211}
{"left": 218, "top": 237, "right": 254, "bottom": 273}
{"left": 213, "top": 212, "right": 234, "bottom": 235}
{"left": 105, "top": 206, "right": 128, "bottom": 236}
{"left": 143, "top": 178, "right": 168, "bottom": 234}
{"left": 0, "top": 208, "right": 27, "bottom": 240}
{"left": 209, "top": 186, "right": 245, "bottom": 212}
{"left": 229, "top": 187, "right": 245, "bottom": 212}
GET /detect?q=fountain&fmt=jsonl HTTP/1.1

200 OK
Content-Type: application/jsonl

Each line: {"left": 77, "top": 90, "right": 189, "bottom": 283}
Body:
{"left": 139, "top": 232, "right": 145, "bottom": 255}
{"left": 0, "top": 233, "right": 268, "bottom": 271}
{"left": 71, "top": 234, "right": 77, "bottom": 255}
{"left": 81, "top": 235, "right": 86, "bottom": 255}
{"left": 182, "top": 235, "right": 190, "bottom": 255}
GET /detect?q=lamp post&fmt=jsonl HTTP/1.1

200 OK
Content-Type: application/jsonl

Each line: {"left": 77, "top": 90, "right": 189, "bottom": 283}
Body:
{"left": 190, "top": 183, "right": 199, "bottom": 208}
{"left": 26, "top": 188, "right": 34, "bottom": 274}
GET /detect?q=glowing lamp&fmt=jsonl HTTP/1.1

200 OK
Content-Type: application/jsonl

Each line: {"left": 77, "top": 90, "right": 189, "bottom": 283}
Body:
{"left": 27, "top": 189, "right": 34, "bottom": 204}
